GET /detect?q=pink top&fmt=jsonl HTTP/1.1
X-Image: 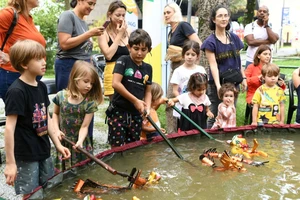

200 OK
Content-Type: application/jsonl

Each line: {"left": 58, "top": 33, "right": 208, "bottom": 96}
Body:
{"left": 212, "top": 102, "right": 236, "bottom": 129}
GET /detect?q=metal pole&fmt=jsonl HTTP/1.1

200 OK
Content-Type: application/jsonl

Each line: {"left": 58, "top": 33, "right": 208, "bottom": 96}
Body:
{"left": 187, "top": 0, "right": 192, "bottom": 23}
{"left": 280, "top": 0, "right": 285, "bottom": 48}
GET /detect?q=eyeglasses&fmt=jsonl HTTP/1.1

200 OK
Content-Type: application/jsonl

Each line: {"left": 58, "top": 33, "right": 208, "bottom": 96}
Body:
{"left": 216, "top": 14, "right": 230, "bottom": 19}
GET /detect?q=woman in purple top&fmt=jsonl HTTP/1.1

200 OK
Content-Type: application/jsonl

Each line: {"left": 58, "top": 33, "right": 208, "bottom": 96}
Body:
{"left": 201, "top": 5, "right": 246, "bottom": 128}
{"left": 163, "top": 2, "right": 202, "bottom": 133}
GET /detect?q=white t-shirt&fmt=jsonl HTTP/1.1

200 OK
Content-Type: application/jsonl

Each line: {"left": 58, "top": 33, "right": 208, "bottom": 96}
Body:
{"left": 244, "top": 20, "right": 270, "bottom": 63}
{"left": 170, "top": 64, "right": 206, "bottom": 118}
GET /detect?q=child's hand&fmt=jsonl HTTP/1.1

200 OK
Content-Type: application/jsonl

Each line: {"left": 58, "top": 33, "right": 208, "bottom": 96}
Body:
{"left": 55, "top": 130, "right": 65, "bottom": 140}
{"left": 251, "top": 122, "right": 258, "bottom": 126}
{"left": 4, "top": 163, "right": 17, "bottom": 186}
{"left": 160, "top": 128, "right": 166, "bottom": 133}
{"left": 160, "top": 97, "right": 168, "bottom": 104}
{"left": 167, "top": 99, "right": 175, "bottom": 107}
{"left": 57, "top": 145, "right": 71, "bottom": 160}
{"left": 207, "top": 111, "right": 214, "bottom": 118}
{"left": 133, "top": 99, "right": 147, "bottom": 114}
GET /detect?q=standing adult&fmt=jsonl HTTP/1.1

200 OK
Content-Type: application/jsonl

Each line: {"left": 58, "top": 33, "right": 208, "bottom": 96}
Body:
{"left": 244, "top": 5, "right": 279, "bottom": 68}
{"left": 55, "top": 0, "right": 103, "bottom": 91}
{"left": 55, "top": 0, "right": 103, "bottom": 146}
{"left": 163, "top": 2, "right": 202, "bottom": 133}
{"left": 98, "top": 1, "right": 129, "bottom": 101}
{"left": 0, "top": 0, "right": 46, "bottom": 102}
{"left": 201, "top": 5, "right": 246, "bottom": 129}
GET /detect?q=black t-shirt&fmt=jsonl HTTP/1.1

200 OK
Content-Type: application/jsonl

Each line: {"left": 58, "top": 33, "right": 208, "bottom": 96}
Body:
{"left": 5, "top": 79, "right": 51, "bottom": 161}
{"left": 169, "top": 21, "right": 195, "bottom": 47}
{"left": 112, "top": 55, "right": 152, "bottom": 114}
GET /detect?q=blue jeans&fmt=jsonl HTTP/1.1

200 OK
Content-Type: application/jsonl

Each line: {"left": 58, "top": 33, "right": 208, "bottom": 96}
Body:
{"left": 54, "top": 58, "right": 94, "bottom": 140}
{"left": 0, "top": 68, "right": 20, "bottom": 102}
{"left": 245, "top": 61, "right": 252, "bottom": 69}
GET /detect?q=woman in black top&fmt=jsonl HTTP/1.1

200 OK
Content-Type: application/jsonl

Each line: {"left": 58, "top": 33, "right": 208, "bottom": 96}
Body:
{"left": 98, "top": 1, "right": 130, "bottom": 101}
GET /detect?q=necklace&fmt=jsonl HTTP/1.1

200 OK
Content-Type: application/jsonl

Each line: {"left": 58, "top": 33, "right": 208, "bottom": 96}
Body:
{"left": 171, "top": 22, "right": 179, "bottom": 33}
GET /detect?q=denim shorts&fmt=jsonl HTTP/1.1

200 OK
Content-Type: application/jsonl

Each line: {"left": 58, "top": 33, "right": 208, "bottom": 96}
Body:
{"left": 15, "top": 157, "right": 54, "bottom": 195}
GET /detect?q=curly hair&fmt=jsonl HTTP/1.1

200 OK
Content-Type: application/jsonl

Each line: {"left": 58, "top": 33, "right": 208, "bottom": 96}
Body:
{"left": 218, "top": 83, "right": 238, "bottom": 100}
{"left": 187, "top": 72, "right": 208, "bottom": 92}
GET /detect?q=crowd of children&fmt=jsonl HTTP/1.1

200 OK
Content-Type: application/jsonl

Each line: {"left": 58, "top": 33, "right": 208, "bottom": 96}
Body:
{"left": 1, "top": 20, "right": 293, "bottom": 200}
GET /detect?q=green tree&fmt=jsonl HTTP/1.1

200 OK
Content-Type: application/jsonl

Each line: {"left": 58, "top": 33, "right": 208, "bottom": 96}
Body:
{"left": 32, "top": 0, "right": 64, "bottom": 69}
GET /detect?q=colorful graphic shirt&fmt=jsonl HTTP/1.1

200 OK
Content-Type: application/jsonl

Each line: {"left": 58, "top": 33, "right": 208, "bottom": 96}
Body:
{"left": 112, "top": 55, "right": 153, "bottom": 114}
{"left": 52, "top": 90, "right": 98, "bottom": 170}
{"left": 252, "top": 84, "right": 286, "bottom": 124}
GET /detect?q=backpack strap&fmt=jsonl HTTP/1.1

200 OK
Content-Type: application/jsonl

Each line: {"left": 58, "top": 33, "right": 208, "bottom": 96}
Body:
{"left": 0, "top": 8, "right": 18, "bottom": 51}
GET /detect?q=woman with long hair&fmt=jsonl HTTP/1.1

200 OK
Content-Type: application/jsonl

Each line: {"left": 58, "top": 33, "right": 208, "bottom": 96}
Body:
{"left": 201, "top": 5, "right": 246, "bottom": 128}
{"left": 98, "top": 1, "right": 130, "bottom": 101}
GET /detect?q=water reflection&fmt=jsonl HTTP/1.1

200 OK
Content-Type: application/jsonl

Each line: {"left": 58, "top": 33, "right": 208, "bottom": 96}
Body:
{"left": 45, "top": 132, "right": 300, "bottom": 200}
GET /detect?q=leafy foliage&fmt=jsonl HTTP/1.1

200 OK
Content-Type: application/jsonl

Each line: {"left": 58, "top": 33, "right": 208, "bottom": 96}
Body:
{"left": 31, "top": 0, "right": 64, "bottom": 69}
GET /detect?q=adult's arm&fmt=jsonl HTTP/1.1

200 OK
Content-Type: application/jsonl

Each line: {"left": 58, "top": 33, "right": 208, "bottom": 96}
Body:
{"left": 58, "top": 27, "right": 103, "bottom": 51}
{"left": 98, "top": 21, "right": 128, "bottom": 60}
{"left": 188, "top": 33, "right": 202, "bottom": 46}
{"left": 244, "top": 34, "right": 270, "bottom": 47}
{"left": 265, "top": 26, "right": 279, "bottom": 44}
{"left": 205, "top": 49, "right": 221, "bottom": 91}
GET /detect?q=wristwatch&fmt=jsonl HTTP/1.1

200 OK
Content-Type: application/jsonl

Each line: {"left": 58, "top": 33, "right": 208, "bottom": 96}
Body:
{"left": 265, "top": 25, "right": 270, "bottom": 28}
{"left": 243, "top": 77, "right": 247, "bottom": 79}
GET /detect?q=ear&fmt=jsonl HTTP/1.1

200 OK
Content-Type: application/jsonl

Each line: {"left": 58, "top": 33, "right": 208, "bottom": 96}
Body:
{"left": 126, "top": 44, "right": 131, "bottom": 51}
{"left": 20, "top": 63, "right": 28, "bottom": 70}
{"left": 148, "top": 47, "right": 152, "bottom": 53}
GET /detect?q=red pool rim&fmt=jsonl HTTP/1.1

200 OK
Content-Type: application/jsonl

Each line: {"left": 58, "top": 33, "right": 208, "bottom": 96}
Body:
{"left": 24, "top": 124, "right": 300, "bottom": 199}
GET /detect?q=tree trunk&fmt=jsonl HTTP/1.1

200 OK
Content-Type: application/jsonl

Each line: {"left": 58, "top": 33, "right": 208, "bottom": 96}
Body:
{"left": 64, "top": 0, "right": 70, "bottom": 10}
{"left": 244, "top": 0, "right": 256, "bottom": 25}
{"left": 196, "top": 0, "right": 229, "bottom": 71}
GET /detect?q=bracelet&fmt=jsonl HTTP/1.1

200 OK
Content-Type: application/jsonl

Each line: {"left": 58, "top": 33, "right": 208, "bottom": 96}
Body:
{"left": 243, "top": 77, "right": 247, "bottom": 79}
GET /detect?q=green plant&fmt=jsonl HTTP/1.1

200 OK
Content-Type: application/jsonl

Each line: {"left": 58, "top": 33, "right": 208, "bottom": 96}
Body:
{"left": 32, "top": 0, "right": 64, "bottom": 70}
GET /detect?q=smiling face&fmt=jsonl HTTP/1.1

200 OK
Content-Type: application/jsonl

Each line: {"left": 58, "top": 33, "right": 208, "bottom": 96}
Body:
{"left": 78, "top": 0, "right": 96, "bottom": 16}
{"left": 213, "top": 8, "right": 230, "bottom": 29}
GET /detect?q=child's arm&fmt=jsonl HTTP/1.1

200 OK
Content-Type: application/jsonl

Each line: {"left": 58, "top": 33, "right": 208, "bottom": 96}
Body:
{"left": 4, "top": 115, "right": 18, "bottom": 186}
{"left": 47, "top": 113, "right": 71, "bottom": 159}
{"left": 167, "top": 97, "right": 179, "bottom": 107}
{"left": 142, "top": 121, "right": 156, "bottom": 133}
{"left": 76, "top": 113, "right": 94, "bottom": 148}
{"left": 219, "top": 104, "right": 235, "bottom": 119}
{"left": 152, "top": 97, "right": 168, "bottom": 110}
{"left": 206, "top": 107, "right": 214, "bottom": 118}
{"left": 52, "top": 104, "right": 64, "bottom": 140}
{"left": 172, "top": 84, "right": 179, "bottom": 97}
{"left": 279, "top": 102, "right": 285, "bottom": 124}
{"left": 251, "top": 104, "right": 259, "bottom": 125}
{"left": 113, "top": 73, "right": 146, "bottom": 114}
{"left": 144, "top": 84, "right": 152, "bottom": 115}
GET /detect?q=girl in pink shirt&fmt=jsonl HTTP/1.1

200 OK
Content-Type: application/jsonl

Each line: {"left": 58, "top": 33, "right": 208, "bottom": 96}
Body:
{"left": 212, "top": 83, "right": 238, "bottom": 129}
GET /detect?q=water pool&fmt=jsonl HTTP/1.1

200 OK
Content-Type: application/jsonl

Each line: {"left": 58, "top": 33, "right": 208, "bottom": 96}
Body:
{"left": 44, "top": 130, "right": 300, "bottom": 200}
